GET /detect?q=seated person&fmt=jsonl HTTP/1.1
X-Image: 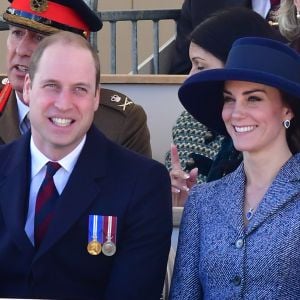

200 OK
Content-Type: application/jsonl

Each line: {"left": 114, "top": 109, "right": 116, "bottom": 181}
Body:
{"left": 166, "top": 7, "right": 283, "bottom": 206}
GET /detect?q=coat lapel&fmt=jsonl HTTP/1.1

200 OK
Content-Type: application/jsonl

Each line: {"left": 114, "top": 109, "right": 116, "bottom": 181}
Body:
{"left": 35, "top": 127, "right": 109, "bottom": 258}
{"left": 0, "top": 91, "right": 21, "bottom": 144}
{"left": 0, "top": 133, "right": 34, "bottom": 254}
{"left": 246, "top": 154, "right": 300, "bottom": 234}
{"left": 217, "top": 164, "right": 246, "bottom": 234}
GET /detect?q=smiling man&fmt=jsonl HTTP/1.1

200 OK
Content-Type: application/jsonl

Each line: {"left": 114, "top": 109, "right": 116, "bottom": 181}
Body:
{"left": 0, "top": 0, "right": 151, "bottom": 157}
{"left": 0, "top": 31, "right": 172, "bottom": 299}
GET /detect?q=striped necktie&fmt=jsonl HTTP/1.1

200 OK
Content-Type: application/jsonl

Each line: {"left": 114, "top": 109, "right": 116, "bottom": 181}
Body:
{"left": 20, "top": 114, "right": 30, "bottom": 134}
{"left": 34, "top": 161, "right": 61, "bottom": 248}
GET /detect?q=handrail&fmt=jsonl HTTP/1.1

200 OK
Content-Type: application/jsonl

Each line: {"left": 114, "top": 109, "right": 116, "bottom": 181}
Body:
{"left": 101, "top": 74, "right": 186, "bottom": 84}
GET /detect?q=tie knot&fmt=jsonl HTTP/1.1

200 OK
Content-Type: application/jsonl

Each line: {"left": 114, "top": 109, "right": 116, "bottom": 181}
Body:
{"left": 46, "top": 161, "right": 61, "bottom": 178}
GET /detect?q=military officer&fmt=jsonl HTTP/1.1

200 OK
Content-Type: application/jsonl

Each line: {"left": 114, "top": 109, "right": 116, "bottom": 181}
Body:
{"left": 0, "top": 0, "right": 152, "bottom": 157}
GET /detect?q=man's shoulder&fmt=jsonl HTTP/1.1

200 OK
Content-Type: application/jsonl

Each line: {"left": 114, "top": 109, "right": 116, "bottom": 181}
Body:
{"left": 0, "top": 75, "right": 13, "bottom": 114}
{"left": 100, "top": 88, "right": 145, "bottom": 116}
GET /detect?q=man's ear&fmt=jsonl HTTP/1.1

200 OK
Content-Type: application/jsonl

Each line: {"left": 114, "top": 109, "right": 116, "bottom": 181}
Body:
{"left": 94, "top": 83, "right": 100, "bottom": 111}
{"left": 23, "top": 73, "right": 31, "bottom": 106}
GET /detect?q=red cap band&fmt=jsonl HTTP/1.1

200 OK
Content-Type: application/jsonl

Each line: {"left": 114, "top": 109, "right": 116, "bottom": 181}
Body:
{"left": 10, "top": 0, "right": 89, "bottom": 32}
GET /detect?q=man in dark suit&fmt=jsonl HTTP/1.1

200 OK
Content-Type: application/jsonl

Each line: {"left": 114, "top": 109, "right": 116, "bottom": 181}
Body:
{"left": 0, "top": 31, "right": 172, "bottom": 299}
{"left": 0, "top": 0, "right": 152, "bottom": 157}
{"left": 169, "top": 0, "right": 280, "bottom": 74}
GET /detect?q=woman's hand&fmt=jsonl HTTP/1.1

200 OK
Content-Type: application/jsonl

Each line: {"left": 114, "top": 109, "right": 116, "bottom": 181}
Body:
{"left": 170, "top": 144, "right": 198, "bottom": 207}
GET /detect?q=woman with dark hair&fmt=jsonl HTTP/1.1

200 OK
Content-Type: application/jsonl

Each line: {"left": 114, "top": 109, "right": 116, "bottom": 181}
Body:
{"left": 167, "top": 7, "right": 283, "bottom": 206}
{"left": 170, "top": 36, "right": 300, "bottom": 299}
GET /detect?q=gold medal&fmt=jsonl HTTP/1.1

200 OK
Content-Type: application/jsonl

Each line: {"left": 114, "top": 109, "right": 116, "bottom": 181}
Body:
{"left": 102, "top": 240, "right": 116, "bottom": 256}
{"left": 87, "top": 240, "right": 102, "bottom": 255}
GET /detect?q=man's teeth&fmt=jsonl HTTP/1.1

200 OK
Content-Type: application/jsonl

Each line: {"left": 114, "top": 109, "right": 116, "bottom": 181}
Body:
{"left": 51, "top": 118, "right": 72, "bottom": 127}
{"left": 234, "top": 126, "right": 255, "bottom": 133}
{"left": 17, "top": 65, "right": 28, "bottom": 72}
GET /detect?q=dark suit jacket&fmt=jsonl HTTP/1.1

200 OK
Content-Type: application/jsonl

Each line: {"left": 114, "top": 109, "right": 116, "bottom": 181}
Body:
{"left": 0, "top": 77, "right": 152, "bottom": 158}
{"left": 169, "top": 0, "right": 251, "bottom": 74}
{"left": 0, "top": 126, "right": 172, "bottom": 299}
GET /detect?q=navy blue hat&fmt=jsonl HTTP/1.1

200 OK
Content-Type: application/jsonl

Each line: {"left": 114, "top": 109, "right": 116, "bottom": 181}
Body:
{"left": 3, "top": 0, "right": 102, "bottom": 38}
{"left": 178, "top": 37, "right": 300, "bottom": 135}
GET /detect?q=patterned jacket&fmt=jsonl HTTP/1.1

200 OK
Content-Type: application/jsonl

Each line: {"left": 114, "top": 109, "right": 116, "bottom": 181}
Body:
{"left": 170, "top": 153, "right": 300, "bottom": 299}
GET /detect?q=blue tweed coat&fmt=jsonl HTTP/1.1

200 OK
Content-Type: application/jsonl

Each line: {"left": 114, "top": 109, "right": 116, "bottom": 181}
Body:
{"left": 170, "top": 153, "right": 300, "bottom": 299}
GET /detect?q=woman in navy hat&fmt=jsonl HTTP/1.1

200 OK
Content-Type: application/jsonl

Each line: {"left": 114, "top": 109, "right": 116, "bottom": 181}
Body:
{"left": 168, "top": 7, "right": 283, "bottom": 207}
{"left": 170, "top": 37, "right": 300, "bottom": 299}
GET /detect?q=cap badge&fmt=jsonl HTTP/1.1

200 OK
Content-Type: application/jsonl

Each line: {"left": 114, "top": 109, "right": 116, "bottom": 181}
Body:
{"left": 30, "top": 0, "right": 48, "bottom": 13}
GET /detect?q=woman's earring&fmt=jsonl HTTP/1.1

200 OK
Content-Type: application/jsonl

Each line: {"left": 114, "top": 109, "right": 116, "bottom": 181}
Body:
{"left": 283, "top": 119, "right": 291, "bottom": 129}
{"left": 297, "top": 10, "right": 300, "bottom": 19}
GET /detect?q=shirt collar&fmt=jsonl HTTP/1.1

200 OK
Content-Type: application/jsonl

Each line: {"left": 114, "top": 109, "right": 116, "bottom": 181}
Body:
{"left": 30, "top": 135, "right": 86, "bottom": 177}
{"left": 16, "top": 91, "right": 29, "bottom": 124}
{"left": 252, "top": 0, "right": 271, "bottom": 18}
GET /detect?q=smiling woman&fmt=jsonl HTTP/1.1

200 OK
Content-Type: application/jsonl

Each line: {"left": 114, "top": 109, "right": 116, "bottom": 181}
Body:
{"left": 222, "top": 81, "right": 293, "bottom": 155}
{"left": 170, "top": 37, "right": 300, "bottom": 299}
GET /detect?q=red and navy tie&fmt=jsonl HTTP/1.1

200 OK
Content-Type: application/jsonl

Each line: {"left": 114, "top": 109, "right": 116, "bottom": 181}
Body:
{"left": 34, "top": 161, "right": 61, "bottom": 248}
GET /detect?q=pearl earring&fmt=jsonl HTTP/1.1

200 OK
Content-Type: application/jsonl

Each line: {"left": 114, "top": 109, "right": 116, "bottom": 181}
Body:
{"left": 283, "top": 119, "right": 291, "bottom": 129}
{"left": 297, "top": 10, "right": 300, "bottom": 19}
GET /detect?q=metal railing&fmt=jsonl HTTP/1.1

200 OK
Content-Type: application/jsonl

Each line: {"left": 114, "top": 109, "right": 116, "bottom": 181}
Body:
{"left": 100, "top": 9, "right": 180, "bottom": 74}
{"left": 0, "top": 5, "right": 181, "bottom": 74}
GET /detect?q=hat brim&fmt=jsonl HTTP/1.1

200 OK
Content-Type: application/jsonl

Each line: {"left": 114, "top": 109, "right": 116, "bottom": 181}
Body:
{"left": 178, "top": 68, "right": 300, "bottom": 135}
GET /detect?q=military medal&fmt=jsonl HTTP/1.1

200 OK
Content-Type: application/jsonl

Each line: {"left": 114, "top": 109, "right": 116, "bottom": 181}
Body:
{"left": 102, "top": 216, "right": 117, "bottom": 256}
{"left": 87, "top": 215, "right": 103, "bottom": 255}
{"left": 87, "top": 240, "right": 102, "bottom": 256}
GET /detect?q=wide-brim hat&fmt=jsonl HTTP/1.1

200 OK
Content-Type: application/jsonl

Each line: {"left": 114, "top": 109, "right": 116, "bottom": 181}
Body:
{"left": 3, "top": 0, "right": 102, "bottom": 38}
{"left": 178, "top": 37, "right": 300, "bottom": 135}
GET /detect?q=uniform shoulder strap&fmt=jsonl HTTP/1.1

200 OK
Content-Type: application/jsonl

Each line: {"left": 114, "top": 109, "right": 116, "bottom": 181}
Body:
{"left": 100, "top": 88, "right": 135, "bottom": 115}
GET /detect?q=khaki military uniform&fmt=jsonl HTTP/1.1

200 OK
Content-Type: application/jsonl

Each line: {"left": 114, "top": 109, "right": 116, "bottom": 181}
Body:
{"left": 0, "top": 76, "right": 152, "bottom": 157}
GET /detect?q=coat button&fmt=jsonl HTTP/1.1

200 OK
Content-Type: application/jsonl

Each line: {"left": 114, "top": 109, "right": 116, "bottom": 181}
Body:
{"left": 235, "top": 238, "right": 244, "bottom": 249}
{"left": 232, "top": 275, "right": 242, "bottom": 286}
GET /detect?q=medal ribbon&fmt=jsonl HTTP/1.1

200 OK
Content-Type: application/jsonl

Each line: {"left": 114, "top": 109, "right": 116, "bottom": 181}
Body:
{"left": 103, "top": 216, "right": 117, "bottom": 244}
{"left": 88, "top": 215, "right": 103, "bottom": 243}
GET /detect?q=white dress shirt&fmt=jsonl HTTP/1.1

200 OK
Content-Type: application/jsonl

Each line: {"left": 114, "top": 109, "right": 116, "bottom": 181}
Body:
{"left": 25, "top": 135, "right": 86, "bottom": 245}
{"left": 252, "top": 0, "right": 271, "bottom": 18}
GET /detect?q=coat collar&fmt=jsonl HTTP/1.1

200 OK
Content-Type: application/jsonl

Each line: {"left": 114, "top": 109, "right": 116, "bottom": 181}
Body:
{"left": 217, "top": 154, "right": 300, "bottom": 235}
{"left": 0, "top": 131, "right": 34, "bottom": 254}
{"left": 35, "top": 126, "right": 110, "bottom": 258}
{"left": 0, "top": 126, "right": 111, "bottom": 258}
{"left": 246, "top": 153, "right": 300, "bottom": 234}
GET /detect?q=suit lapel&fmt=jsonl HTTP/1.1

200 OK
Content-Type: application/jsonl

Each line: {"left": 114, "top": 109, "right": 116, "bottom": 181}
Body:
{"left": 0, "top": 91, "right": 21, "bottom": 144}
{"left": 0, "top": 134, "right": 34, "bottom": 254}
{"left": 36, "top": 127, "right": 109, "bottom": 258}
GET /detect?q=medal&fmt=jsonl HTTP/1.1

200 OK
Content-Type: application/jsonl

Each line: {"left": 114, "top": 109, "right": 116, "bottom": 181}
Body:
{"left": 87, "top": 240, "right": 102, "bottom": 255}
{"left": 102, "top": 240, "right": 116, "bottom": 256}
{"left": 102, "top": 216, "right": 117, "bottom": 256}
{"left": 87, "top": 215, "right": 103, "bottom": 255}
